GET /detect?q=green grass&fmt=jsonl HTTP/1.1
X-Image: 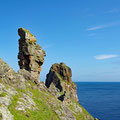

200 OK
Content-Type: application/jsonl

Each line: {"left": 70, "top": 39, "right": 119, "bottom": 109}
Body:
{"left": 69, "top": 99, "right": 94, "bottom": 120}
{"left": 8, "top": 81, "right": 60, "bottom": 120}
{"left": 0, "top": 113, "right": 2, "bottom": 120}
{"left": 0, "top": 92, "right": 8, "bottom": 97}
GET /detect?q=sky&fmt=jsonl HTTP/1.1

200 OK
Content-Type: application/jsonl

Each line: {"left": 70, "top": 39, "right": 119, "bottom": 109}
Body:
{"left": 0, "top": 0, "right": 120, "bottom": 82}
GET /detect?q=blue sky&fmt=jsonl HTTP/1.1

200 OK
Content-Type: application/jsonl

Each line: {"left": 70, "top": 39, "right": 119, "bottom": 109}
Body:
{"left": 0, "top": 0, "right": 120, "bottom": 82}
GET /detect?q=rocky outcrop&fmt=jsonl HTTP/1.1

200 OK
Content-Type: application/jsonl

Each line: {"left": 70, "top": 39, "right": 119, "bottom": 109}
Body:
{"left": 0, "top": 58, "right": 25, "bottom": 120}
{"left": 18, "top": 28, "right": 46, "bottom": 85}
{"left": 0, "top": 28, "right": 96, "bottom": 120}
{"left": 0, "top": 58, "right": 25, "bottom": 89}
{"left": 45, "top": 63, "right": 78, "bottom": 103}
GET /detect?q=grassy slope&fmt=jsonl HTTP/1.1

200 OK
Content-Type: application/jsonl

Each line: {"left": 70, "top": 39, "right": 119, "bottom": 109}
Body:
{"left": 8, "top": 80, "right": 94, "bottom": 120}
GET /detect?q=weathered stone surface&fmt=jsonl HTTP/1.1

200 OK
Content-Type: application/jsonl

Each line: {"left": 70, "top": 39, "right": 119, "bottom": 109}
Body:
{"left": 0, "top": 58, "right": 15, "bottom": 78}
{"left": 0, "top": 83, "right": 18, "bottom": 120}
{"left": 18, "top": 28, "right": 46, "bottom": 85}
{"left": 0, "top": 106, "right": 13, "bottom": 120}
{"left": 16, "top": 93, "right": 37, "bottom": 112}
{"left": 60, "top": 105, "right": 75, "bottom": 120}
{"left": 45, "top": 63, "right": 78, "bottom": 102}
{"left": 0, "top": 58, "right": 25, "bottom": 89}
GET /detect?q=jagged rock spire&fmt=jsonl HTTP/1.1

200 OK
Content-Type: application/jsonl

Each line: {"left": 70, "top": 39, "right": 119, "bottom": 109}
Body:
{"left": 18, "top": 28, "right": 46, "bottom": 84}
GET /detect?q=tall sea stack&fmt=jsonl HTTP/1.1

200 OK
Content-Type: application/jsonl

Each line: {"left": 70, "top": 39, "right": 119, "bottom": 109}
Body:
{"left": 18, "top": 28, "right": 46, "bottom": 85}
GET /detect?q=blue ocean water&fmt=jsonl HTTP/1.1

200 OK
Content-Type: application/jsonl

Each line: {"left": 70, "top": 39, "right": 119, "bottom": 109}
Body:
{"left": 76, "top": 82, "right": 120, "bottom": 120}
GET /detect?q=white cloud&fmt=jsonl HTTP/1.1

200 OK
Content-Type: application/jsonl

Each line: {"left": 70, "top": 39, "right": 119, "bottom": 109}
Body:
{"left": 87, "top": 26, "right": 104, "bottom": 31}
{"left": 95, "top": 54, "right": 118, "bottom": 60}
{"left": 42, "top": 44, "right": 53, "bottom": 49}
{"left": 106, "top": 8, "right": 120, "bottom": 14}
{"left": 87, "top": 21, "right": 120, "bottom": 31}
{"left": 88, "top": 33, "right": 96, "bottom": 37}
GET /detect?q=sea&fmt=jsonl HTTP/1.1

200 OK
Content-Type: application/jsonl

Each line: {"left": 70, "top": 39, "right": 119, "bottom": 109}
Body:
{"left": 76, "top": 82, "right": 120, "bottom": 120}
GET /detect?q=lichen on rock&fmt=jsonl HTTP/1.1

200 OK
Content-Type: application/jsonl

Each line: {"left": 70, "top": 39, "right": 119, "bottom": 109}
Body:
{"left": 18, "top": 28, "right": 46, "bottom": 85}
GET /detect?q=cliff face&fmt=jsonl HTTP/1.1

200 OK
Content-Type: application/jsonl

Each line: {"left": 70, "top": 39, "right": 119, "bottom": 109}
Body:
{"left": 0, "top": 28, "right": 95, "bottom": 120}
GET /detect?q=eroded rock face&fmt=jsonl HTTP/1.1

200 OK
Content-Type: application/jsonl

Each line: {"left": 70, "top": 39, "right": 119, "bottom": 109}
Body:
{"left": 18, "top": 28, "right": 46, "bottom": 85}
{"left": 0, "top": 58, "right": 38, "bottom": 120}
{"left": 0, "top": 58, "right": 25, "bottom": 89}
{"left": 45, "top": 63, "right": 78, "bottom": 102}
